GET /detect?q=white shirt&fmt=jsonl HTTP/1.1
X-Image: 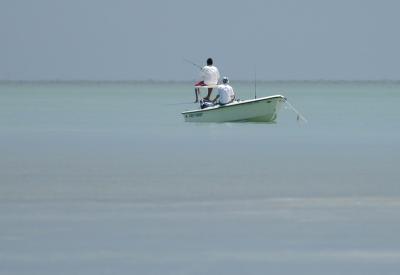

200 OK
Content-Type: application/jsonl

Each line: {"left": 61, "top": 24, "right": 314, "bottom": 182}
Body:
{"left": 217, "top": 84, "right": 235, "bottom": 104}
{"left": 200, "top": 65, "right": 220, "bottom": 85}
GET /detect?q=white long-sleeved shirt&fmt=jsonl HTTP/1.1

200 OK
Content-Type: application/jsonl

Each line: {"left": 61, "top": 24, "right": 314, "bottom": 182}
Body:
{"left": 200, "top": 65, "right": 220, "bottom": 85}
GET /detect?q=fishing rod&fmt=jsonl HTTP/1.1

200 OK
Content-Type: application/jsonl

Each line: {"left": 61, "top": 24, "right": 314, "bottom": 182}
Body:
{"left": 183, "top": 58, "right": 203, "bottom": 70}
{"left": 254, "top": 66, "right": 257, "bottom": 99}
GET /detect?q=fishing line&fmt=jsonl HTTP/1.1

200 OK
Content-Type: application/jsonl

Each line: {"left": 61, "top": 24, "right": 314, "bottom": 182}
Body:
{"left": 284, "top": 98, "right": 308, "bottom": 123}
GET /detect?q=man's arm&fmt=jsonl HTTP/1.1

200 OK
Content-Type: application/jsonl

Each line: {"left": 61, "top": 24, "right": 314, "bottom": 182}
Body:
{"left": 212, "top": 94, "right": 220, "bottom": 104}
{"left": 200, "top": 66, "right": 206, "bottom": 81}
{"left": 231, "top": 86, "right": 236, "bottom": 101}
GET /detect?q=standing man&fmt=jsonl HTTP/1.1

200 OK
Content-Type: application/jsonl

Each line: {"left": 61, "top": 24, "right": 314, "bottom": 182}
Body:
{"left": 212, "top": 77, "right": 235, "bottom": 105}
{"left": 194, "top": 58, "right": 220, "bottom": 102}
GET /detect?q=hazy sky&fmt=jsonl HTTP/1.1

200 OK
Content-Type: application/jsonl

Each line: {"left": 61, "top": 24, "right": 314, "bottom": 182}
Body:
{"left": 1, "top": 0, "right": 399, "bottom": 80}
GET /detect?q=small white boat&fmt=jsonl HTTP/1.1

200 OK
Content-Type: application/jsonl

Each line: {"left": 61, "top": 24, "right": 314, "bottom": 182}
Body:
{"left": 182, "top": 95, "right": 286, "bottom": 122}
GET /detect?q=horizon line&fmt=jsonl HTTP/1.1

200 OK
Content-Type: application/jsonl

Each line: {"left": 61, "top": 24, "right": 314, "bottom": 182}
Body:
{"left": 1, "top": 79, "right": 400, "bottom": 84}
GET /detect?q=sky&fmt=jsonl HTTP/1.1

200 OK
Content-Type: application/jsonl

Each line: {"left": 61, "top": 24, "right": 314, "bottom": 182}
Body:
{"left": 1, "top": 0, "right": 399, "bottom": 81}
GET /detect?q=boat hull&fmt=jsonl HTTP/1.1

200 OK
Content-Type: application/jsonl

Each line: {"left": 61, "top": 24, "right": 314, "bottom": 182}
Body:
{"left": 182, "top": 95, "right": 285, "bottom": 122}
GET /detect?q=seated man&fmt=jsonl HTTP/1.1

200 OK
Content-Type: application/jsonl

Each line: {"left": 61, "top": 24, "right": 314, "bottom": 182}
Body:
{"left": 212, "top": 76, "right": 235, "bottom": 105}
{"left": 194, "top": 57, "right": 220, "bottom": 102}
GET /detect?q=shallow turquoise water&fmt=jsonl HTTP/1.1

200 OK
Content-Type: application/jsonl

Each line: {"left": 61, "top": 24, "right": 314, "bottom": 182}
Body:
{"left": 1, "top": 81, "right": 400, "bottom": 274}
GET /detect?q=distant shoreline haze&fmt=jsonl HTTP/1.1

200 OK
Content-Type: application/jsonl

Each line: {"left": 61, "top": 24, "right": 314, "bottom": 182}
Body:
{"left": 1, "top": 79, "right": 400, "bottom": 84}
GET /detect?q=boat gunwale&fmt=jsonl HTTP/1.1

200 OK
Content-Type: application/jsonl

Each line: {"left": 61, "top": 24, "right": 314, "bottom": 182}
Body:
{"left": 181, "top": 95, "right": 285, "bottom": 114}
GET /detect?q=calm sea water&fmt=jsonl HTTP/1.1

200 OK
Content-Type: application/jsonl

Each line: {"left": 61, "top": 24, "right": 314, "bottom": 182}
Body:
{"left": 1, "top": 81, "right": 400, "bottom": 274}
